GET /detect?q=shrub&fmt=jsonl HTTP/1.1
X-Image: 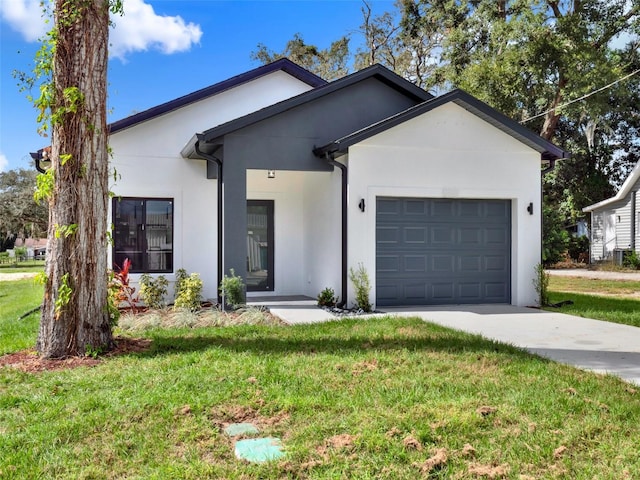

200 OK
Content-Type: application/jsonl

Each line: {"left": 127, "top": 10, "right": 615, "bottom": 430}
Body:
{"left": 174, "top": 268, "right": 188, "bottom": 298}
{"left": 107, "top": 258, "right": 139, "bottom": 326}
{"left": 533, "top": 263, "right": 550, "bottom": 307}
{"left": 543, "top": 203, "right": 569, "bottom": 265}
{"left": 567, "top": 235, "right": 589, "bottom": 262}
{"left": 14, "top": 247, "right": 27, "bottom": 260}
{"left": 219, "top": 268, "right": 245, "bottom": 308}
{"left": 317, "top": 287, "right": 337, "bottom": 307}
{"left": 174, "top": 273, "right": 203, "bottom": 311}
{"left": 139, "top": 274, "right": 169, "bottom": 309}
{"left": 349, "top": 263, "right": 372, "bottom": 312}
{"left": 623, "top": 250, "right": 640, "bottom": 270}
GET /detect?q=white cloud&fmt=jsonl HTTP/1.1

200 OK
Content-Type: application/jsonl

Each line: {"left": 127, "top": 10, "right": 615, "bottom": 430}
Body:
{"left": 109, "top": 0, "right": 202, "bottom": 60}
{"left": 0, "top": 153, "right": 8, "bottom": 173}
{"left": 0, "top": 0, "right": 49, "bottom": 42}
{"left": 0, "top": 0, "right": 202, "bottom": 59}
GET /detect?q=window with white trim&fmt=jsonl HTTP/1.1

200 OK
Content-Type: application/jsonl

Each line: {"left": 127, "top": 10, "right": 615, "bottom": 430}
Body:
{"left": 112, "top": 197, "right": 173, "bottom": 273}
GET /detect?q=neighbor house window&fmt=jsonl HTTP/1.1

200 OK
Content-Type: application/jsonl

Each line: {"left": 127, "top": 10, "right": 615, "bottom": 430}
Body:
{"left": 112, "top": 197, "right": 173, "bottom": 273}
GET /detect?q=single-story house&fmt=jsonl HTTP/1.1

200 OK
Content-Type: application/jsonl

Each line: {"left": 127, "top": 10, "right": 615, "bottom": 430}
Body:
{"left": 59, "top": 59, "right": 569, "bottom": 308}
{"left": 583, "top": 161, "right": 640, "bottom": 263}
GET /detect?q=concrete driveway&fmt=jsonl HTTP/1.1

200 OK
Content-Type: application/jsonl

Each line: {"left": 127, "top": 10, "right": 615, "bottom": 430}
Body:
{"left": 260, "top": 297, "right": 640, "bottom": 385}
{"left": 383, "top": 304, "right": 640, "bottom": 385}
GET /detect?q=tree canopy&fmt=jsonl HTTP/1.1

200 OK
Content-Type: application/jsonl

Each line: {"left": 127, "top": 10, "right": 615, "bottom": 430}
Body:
{"left": 0, "top": 168, "right": 48, "bottom": 249}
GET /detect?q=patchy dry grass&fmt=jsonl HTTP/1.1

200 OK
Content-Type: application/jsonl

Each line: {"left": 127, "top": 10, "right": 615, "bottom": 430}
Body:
{"left": 116, "top": 306, "right": 284, "bottom": 332}
{"left": 549, "top": 276, "right": 640, "bottom": 298}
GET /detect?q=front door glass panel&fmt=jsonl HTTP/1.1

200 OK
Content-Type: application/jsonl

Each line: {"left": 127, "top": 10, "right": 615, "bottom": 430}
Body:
{"left": 247, "top": 200, "right": 274, "bottom": 291}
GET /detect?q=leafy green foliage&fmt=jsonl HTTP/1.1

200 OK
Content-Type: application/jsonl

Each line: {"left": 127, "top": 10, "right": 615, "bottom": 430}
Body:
{"left": 533, "top": 264, "right": 550, "bottom": 307}
{"left": 317, "top": 287, "right": 337, "bottom": 307}
{"left": 139, "top": 274, "right": 169, "bottom": 309}
{"left": 0, "top": 169, "right": 49, "bottom": 245}
{"left": 174, "top": 273, "right": 203, "bottom": 311}
{"left": 349, "top": 263, "right": 372, "bottom": 312}
{"left": 54, "top": 223, "right": 78, "bottom": 239}
{"left": 55, "top": 273, "right": 72, "bottom": 319}
{"left": 219, "top": 268, "right": 245, "bottom": 308}
{"left": 622, "top": 250, "right": 640, "bottom": 269}
{"left": 252, "top": 33, "right": 350, "bottom": 81}
{"left": 567, "top": 235, "right": 590, "bottom": 262}
{"left": 543, "top": 202, "right": 569, "bottom": 265}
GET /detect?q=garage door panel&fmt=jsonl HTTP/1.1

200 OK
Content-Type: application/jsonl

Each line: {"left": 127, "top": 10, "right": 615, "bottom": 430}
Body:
{"left": 377, "top": 197, "right": 511, "bottom": 306}
{"left": 404, "top": 227, "right": 427, "bottom": 243}
{"left": 377, "top": 226, "right": 399, "bottom": 244}
{"left": 377, "top": 255, "right": 400, "bottom": 273}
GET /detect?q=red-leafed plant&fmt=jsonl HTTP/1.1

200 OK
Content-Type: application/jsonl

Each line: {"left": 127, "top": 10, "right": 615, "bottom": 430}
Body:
{"left": 108, "top": 258, "right": 140, "bottom": 319}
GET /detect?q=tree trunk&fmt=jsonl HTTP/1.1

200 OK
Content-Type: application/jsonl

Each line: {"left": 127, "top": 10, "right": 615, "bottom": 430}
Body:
{"left": 37, "top": 0, "right": 113, "bottom": 358}
{"left": 540, "top": 75, "right": 567, "bottom": 141}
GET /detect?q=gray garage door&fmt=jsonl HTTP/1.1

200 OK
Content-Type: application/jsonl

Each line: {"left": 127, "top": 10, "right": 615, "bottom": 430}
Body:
{"left": 376, "top": 197, "right": 511, "bottom": 306}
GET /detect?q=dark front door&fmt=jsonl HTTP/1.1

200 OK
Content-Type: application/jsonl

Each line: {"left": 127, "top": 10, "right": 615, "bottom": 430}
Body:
{"left": 247, "top": 200, "right": 274, "bottom": 292}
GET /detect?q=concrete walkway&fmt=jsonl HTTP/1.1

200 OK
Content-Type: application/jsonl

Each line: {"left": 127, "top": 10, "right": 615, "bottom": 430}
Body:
{"left": 251, "top": 297, "right": 640, "bottom": 386}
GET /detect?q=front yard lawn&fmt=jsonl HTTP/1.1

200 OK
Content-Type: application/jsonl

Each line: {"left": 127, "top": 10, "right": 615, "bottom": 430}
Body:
{"left": 548, "top": 275, "right": 640, "bottom": 327}
{"left": 0, "top": 278, "right": 42, "bottom": 355}
{"left": 2, "top": 313, "right": 640, "bottom": 478}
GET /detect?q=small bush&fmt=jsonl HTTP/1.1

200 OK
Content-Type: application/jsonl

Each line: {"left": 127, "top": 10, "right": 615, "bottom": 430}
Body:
{"left": 349, "top": 263, "right": 372, "bottom": 312}
{"left": 108, "top": 258, "right": 139, "bottom": 322}
{"left": 174, "top": 268, "right": 188, "bottom": 298}
{"left": 317, "top": 287, "right": 337, "bottom": 307}
{"left": 219, "top": 268, "right": 245, "bottom": 308}
{"left": 174, "top": 273, "right": 203, "bottom": 311}
{"left": 533, "top": 263, "right": 550, "bottom": 307}
{"left": 567, "top": 235, "right": 589, "bottom": 262}
{"left": 623, "top": 250, "right": 640, "bottom": 270}
{"left": 139, "top": 274, "right": 168, "bottom": 309}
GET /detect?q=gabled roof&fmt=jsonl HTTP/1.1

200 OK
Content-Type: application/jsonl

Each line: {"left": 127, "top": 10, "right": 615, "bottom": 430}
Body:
{"left": 194, "top": 64, "right": 433, "bottom": 146}
{"left": 583, "top": 161, "right": 640, "bottom": 212}
{"left": 109, "top": 58, "right": 326, "bottom": 134}
{"left": 313, "top": 89, "right": 570, "bottom": 161}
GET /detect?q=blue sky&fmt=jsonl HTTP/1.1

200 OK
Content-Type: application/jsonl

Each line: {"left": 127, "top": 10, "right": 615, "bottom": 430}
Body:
{"left": 0, "top": 0, "right": 395, "bottom": 172}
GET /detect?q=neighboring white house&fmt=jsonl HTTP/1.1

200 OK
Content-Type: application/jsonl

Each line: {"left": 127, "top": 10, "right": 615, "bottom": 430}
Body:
{"left": 101, "top": 59, "right": 568, "bottom": 308}
{"left": 583, "top": 161, "right": 640, "bottom": 262}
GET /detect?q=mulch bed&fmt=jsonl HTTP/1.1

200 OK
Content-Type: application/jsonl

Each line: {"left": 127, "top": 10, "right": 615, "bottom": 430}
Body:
{"left": 0, "top": 337, "right": 152, "bottom": 374}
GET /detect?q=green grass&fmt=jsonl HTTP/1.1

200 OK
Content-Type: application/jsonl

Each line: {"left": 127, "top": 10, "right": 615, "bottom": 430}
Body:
{"left": 0, "top": 278, "right": 42, "bottom": 354}
{"left": 548, "top": 275, "right": 640, "bottom": 326}
{"left": 2, "top": 318, "right": 640, "bottom": 478}
{"left": 0, "top": 260, "right": 45, "bottom": 273}
{"left": 2, "top": 277, "right": 640, "bottom": 477}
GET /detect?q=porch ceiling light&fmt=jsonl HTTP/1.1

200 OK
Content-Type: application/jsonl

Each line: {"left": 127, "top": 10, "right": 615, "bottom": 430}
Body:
{"left": 267, "top": 170, "right": 276, "bottom": 179}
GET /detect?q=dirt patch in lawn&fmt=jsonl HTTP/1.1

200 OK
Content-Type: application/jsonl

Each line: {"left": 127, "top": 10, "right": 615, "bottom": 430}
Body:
{"left": 0, "top": 336, "right": 152, "bottom": 373}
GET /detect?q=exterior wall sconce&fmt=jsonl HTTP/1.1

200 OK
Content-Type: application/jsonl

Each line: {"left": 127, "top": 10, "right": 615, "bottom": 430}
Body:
{"left": 527, "top": 202, "right": 534, "bottom": 215}
{"left": 30, "top": 147, "right": 52, "bottom": 174}
{"left": 358, "top": 198, "right": 365, "bottom": 212}
{"left": 267, "top": 170, "right": 276, "bottom": 179}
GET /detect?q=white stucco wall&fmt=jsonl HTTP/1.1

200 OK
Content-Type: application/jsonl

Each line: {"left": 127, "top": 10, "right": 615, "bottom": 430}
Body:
{"left": 245, "top": 170, "right": 342, "bottom": 298}
{"left": 346, "top": 102, "right": 542, "bottom": 307}
{"left": 302, "top": 171, "right": 342, "bottom": 299}
{"left": 109, "top": 71, "right": 315, "bottom": 300}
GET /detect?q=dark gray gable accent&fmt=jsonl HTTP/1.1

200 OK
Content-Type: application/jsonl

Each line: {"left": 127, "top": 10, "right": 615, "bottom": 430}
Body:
{"left": 109, "top": 59, "right": 326, "bottom": 134}
{"left": 313, "top": 89, "right": 570, "bottom": 161}
{"left": 197, "top": 64, "right": 433, "bottom": 145}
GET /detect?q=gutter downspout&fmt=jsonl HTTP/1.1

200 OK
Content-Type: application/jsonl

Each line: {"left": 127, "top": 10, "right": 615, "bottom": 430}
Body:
{"left": 195, "top": 140, "right": 223, "bottom": 304}
{"left": 324, "top": 152, "right": 348, "bottom": 308}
